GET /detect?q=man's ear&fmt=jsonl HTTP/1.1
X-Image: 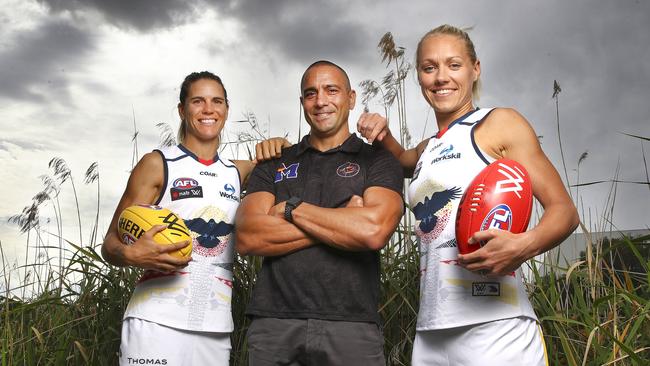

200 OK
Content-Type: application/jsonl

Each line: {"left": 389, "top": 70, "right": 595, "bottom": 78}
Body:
{"left": 349, "top": 89, "right": 357, "bottom": 110}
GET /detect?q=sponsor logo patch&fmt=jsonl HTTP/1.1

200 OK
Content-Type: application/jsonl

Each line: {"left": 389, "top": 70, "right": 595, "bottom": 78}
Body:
{"left": 429, "top": 142, "right": 443, "bottom": 153}
{"left": 220, "top": 183, "right": 239, "bottom": 202}
{"left": 472, "top": 282, "right": 500, "bottom": 296}
{"left": 432, "top": 151, "right": 461, "bottom": 164}
{"left": 480, "top": 204, "right": 513, "bottom": 232}
{"left": 439, "top": 144, "right": 454, "bottom": 155}
{"left": 336, "top": 162, "right": 360, "bottom": 178}
{"left": 173, "top": 177, "right": 198, "bottom": 189}
{"left": 200, "top": 171, "right": 218, "bottom": 177}
{"left": 275, "top": 163, "right": 300, "bottom": 183}
{"left": 171, "top": 177, "right": 203, "bottom": 201}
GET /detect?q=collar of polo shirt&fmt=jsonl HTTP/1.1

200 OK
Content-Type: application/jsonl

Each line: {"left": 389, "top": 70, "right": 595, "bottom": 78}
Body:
{"left": 296, "top": 133, "right": 364, "bottom": 155}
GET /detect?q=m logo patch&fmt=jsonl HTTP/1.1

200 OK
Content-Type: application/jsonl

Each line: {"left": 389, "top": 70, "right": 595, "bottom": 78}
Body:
{"left": 275, "top": 163, "right": 300, "bottom": 183}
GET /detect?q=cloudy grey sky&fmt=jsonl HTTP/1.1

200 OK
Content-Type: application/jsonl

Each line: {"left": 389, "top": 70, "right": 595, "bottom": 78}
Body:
{"left": 1, "top": 0, "right": 649, "bottom": 270}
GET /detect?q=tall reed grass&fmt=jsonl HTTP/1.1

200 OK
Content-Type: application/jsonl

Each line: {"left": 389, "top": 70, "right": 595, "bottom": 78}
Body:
{"left": 1, "top": 33, "right": 648, "bottom": 365}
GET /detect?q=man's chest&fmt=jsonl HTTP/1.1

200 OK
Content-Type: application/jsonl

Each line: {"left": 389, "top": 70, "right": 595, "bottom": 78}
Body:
{"left": 272, "top": 153, "right": 368, "bottom": 208}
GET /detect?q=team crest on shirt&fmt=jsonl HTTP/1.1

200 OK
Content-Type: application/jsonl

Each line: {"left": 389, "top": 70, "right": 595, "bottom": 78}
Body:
{"left": 275, "top": 163, "right": 300, "bottom": 182}
{"left": 336, "top": 162, "right": 360, "bottom": 178}
{"left": 412, "top": 187, "right": 463, "bottom": 235}
{"left": 184, "top": 205, "right": 234, "bottom": 258}
{"left": 170, "top": 177, "right": 203, "bottom": 201}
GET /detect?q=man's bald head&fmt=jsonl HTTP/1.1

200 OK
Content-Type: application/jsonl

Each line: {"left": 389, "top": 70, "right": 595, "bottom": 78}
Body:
{"left": 300, "top": 60, "right": 351, "bottom": 92}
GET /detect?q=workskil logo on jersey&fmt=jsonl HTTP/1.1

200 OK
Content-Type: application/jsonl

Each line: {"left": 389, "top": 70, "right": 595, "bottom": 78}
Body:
{"left": 275, "top": 163, "right": 300, "bottom": 183}
{"left": 170, "top": 177, "right": 203, "bottom": 201}
{"left": 219, "top": 183, "right": 240, "bottom": 202}
{"left": 431, "top": 144, "right": 461, "bottom": 164}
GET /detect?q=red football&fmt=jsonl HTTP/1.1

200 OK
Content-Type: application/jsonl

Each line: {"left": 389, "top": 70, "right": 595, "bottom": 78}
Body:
{"left": 455, "top": 159, "right": 533, "bottom": 254}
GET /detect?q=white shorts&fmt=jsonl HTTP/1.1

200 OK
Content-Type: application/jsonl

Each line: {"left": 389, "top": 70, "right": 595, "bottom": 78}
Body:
{"left": 119, "top": 317, "right": 231, "bottom": 366}
{"left": 411, "top": 317, "right": 548, "bottom": 366}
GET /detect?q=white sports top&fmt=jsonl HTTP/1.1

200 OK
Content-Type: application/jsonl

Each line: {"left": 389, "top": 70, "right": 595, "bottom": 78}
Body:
{"left": 124, "top": 145, "right": 241, "bottom": 332}
{"left": 407, "top": 108, "right": 537, "bottom": 330}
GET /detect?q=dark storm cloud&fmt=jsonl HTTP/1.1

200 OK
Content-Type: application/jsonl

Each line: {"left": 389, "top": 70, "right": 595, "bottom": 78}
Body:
{"left": 462, "top": 0, "right": 650, "bottom": 229}
{"left": 37, "top": 0, "right": 205, "bottom": 32}
{"left": 474, "top": 0, "right": 650, "bottom": 178}
{"left": 223, "top": 0, "right": 373, "bottom": 65}
{"left": 38, "top": 0, "right": 373, "bottom": 66}
{"left": 0, "top": 19, "right": 93, "bottom": 103}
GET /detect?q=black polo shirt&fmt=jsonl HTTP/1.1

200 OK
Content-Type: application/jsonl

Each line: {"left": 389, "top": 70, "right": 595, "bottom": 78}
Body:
{"left": 244, "top": 133, "right": 403, "bottom": 323}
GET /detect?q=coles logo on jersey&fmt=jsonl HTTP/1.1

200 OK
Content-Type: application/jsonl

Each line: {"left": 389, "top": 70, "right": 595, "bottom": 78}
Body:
{"left": 432, "top": 144, "right": 461, "bottom": 164}
{"left": 275, "top": 163, "right": 300, "bottom": 183}
{"left": 219, "top": 183, "right": 239, "bottom": 202}
{"left": 336, "top": 162, "right": 360, "bottom": 178}
{"left": 170, "top": 177, "right": 203, "bottom": 201}
{"left": 480, "top": 204, "right": 513, "bottom": 232}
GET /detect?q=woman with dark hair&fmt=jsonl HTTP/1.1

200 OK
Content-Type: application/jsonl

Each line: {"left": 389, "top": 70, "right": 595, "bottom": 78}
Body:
{"left": 358, "top": 25, "right": 578, "bottom": 365}
{"left": 102, "top": 71, "right": 287, "bottom": 365}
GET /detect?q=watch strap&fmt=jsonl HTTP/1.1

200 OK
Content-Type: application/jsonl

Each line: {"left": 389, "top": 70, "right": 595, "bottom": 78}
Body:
{"left": 284, "top": 196, "right": 302, "bottom": 222}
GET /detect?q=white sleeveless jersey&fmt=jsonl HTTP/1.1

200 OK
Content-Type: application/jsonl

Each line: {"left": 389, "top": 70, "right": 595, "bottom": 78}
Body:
{"left": 124, "top": 145, "right": 241, "bottom": 332}
{"left": 407, "top": 108, "right": 537, "bottom": 330}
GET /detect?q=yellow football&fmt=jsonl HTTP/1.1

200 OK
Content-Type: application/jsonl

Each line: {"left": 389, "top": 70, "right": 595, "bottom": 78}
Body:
{"left": 117, "top": 205, "right": 192, "bottom": 258}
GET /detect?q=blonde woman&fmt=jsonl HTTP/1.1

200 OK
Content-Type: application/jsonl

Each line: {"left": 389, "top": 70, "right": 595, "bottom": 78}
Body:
{"left": 358, "top": 25, "right": 578, "bottom": 365}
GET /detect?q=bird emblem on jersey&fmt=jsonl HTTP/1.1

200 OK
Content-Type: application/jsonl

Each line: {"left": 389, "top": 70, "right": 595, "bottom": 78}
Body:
{"left": 184, "top": 217, "right": 233, "bottom": 253}
{"left": 412, "top": 187, "right": 463, "bottom": 233}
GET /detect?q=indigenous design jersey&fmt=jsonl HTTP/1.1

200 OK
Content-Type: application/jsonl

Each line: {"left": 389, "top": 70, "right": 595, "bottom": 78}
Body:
{"left": 407, "top": 108, "right": 537, "bottom": 330}
{"left": 124, "top": 145, "right": 241, "bottom": 332}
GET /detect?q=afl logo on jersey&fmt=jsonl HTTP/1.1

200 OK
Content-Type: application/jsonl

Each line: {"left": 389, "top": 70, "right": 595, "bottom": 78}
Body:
{"left": 173, "top": 178, "right": 198, "bottom": 189}
{"left": 336, "top": 162, "right": 360, "bottom": 178}
{"left": 171, "top": 177, "right": 203, "bottom": 201}
{"left": 480, "top": 204, "right": 513, "bottom": 233}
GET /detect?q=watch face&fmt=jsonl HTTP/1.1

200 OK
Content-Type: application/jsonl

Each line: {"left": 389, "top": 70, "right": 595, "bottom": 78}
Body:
{"left": 288, "top": 197, "right": 302, "bottom": 207}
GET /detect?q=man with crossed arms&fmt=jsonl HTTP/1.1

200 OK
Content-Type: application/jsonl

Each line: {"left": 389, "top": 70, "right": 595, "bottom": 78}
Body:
{"left": 235, "top": 60, "right": 404, "bottom": 365}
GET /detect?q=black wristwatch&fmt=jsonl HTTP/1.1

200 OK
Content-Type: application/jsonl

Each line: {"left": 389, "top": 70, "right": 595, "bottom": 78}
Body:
{"left": 284, "top": 196, "right": 303, "bottom": 223}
